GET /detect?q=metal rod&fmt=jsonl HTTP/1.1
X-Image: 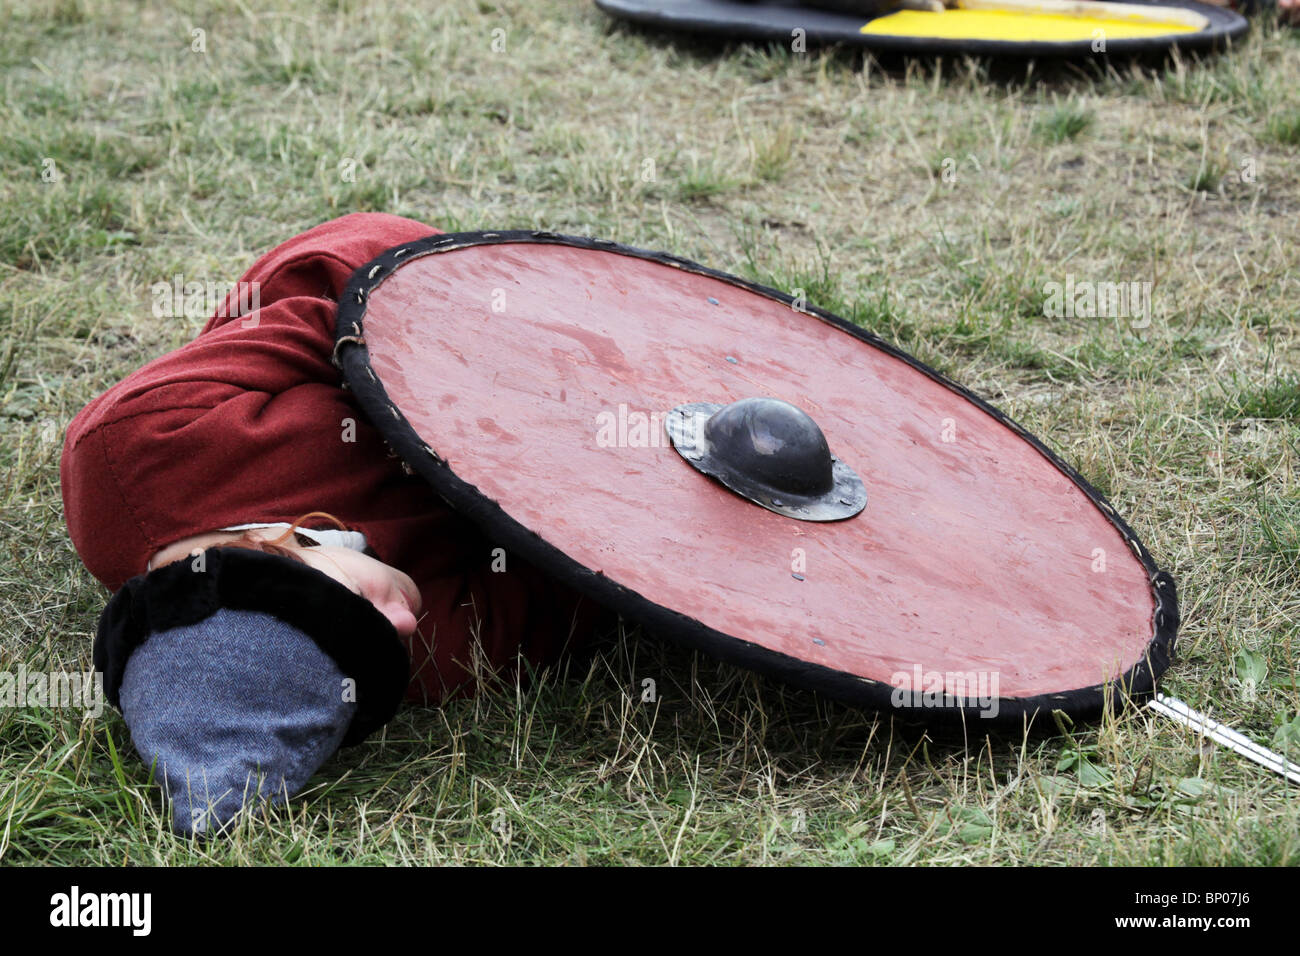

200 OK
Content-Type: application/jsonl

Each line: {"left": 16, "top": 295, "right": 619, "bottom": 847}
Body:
{"left": 1154, "top": 694, "right": 1288, "bottom": 768}
{"left": 1149, "top": 694, "right": 1300, "bottom": 786}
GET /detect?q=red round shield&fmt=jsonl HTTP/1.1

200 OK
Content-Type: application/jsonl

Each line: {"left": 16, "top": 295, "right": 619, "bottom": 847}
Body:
{"left": 334, "top": 231, "right": 1177, "bottom": 724}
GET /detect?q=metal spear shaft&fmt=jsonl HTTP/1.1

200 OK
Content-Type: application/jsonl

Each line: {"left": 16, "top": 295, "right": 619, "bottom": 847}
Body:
{"left": 1149, "top": 693, "right": 1300, "bottom": 786}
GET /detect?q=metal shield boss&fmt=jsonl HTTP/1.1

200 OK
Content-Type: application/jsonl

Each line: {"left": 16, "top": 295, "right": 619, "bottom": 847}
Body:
{"left": 664, "top": 398, "right": 866, "bottom": 521}
{"left": 334, "top": 231, "right": 1178, "bottom": 725}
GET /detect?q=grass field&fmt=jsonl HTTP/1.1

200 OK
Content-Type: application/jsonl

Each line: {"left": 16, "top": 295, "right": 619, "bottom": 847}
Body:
{"left": 1, "top": 0, "right": 1298, "bottom": 865}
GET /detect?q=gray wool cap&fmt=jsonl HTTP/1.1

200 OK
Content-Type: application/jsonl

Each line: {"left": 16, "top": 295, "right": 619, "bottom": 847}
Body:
{"left": 118, "top": 607, "right": 356, "bottom": 835}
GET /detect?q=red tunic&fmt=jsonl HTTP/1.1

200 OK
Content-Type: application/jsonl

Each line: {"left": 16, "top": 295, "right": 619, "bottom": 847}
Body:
{"left": 61, "top": 212, "right": 604, "bottom": 703}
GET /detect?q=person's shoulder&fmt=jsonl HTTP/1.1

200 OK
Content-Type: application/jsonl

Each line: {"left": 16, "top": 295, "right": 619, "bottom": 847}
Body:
{"left": 208, "top": 214, "right": 442, "bottom": 326}
{"left": 271, "top": 213, "right": 440, "bottom": 270}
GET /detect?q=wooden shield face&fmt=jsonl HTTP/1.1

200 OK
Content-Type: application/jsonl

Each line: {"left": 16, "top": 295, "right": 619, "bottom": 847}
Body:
{"left": 335, "top": 232, "right": 1177, "bottom": 725}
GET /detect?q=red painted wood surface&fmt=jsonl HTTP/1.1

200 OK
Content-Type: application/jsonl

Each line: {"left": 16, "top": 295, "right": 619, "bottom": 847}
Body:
{"left": 364, "top": 244, "right": 1155, "bottom": 699}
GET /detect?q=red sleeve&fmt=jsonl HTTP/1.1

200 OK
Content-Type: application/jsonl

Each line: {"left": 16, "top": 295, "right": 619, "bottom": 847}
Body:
{"left": 201, "top": 212, "right": 435, "bottom": 333}
{"left": 61, "top": 213, "right": 439, "bottom": 590}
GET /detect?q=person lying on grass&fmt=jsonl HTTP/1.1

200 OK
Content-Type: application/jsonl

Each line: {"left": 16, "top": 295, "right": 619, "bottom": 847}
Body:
{"left": 62, "top": 212, "right": 609, "bottom": 836}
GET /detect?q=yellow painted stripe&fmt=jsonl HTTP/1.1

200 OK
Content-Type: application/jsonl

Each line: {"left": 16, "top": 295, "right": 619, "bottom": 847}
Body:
{"left": 859, "top": 9, "right": 1199, "bottom": 40}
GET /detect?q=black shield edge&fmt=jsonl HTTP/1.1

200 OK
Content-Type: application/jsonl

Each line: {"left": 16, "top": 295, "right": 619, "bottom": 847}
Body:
{"left": 334, "top": 229, "right": 1180, "bottom": 727}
